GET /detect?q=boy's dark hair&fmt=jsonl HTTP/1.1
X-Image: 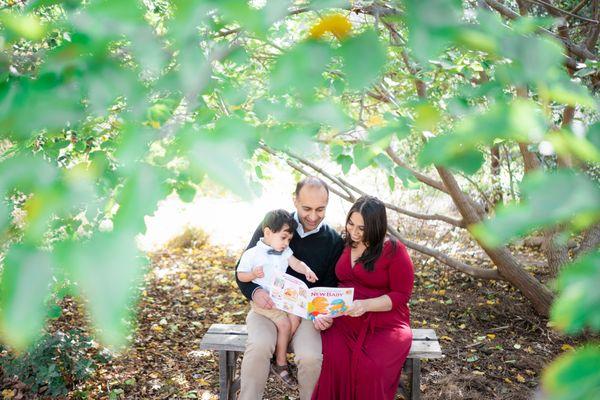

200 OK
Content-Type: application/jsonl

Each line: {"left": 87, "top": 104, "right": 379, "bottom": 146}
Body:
{"left": 262, "top": 209, "right": 298, "bottom": 233}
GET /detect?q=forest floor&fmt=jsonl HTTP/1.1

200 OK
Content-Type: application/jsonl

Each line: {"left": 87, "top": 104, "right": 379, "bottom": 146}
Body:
{"left": 0, "top": 228, "right": 587, "bottom": 400}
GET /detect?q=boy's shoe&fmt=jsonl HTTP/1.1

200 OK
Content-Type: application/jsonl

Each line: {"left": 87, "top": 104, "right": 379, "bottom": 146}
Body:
{"left": 270, "top": 362, "right": 298, "bottom": 388}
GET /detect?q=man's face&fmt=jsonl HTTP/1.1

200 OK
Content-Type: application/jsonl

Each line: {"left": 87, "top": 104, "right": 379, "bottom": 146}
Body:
{"left": 293, "top": 185, "right": 328, "bottom": 232}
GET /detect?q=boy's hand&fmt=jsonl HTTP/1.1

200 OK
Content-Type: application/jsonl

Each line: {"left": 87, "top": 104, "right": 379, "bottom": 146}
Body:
{"left": 252, "top": 266, "right": 264, "bottom": 279}
{"left": 304, "top": 266, "right": 318, "bottom": 283}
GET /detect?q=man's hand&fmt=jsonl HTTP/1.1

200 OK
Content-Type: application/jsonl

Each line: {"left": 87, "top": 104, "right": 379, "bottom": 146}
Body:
{"left": 347, "top": 299, "right": 370, "bottom": 317}
{"left": 313, "top": 315, "right": 333, "bottom": 331}
{"left": 251, "top": 265, "right": 264, "bottom": 279}
{"left": 252, "top": 288, "right": 274, "bottom": 309}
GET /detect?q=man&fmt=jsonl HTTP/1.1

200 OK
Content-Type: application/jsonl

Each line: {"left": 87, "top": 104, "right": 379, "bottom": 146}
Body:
{"left": 236, "top": 177, "right": 344, "bottom": 400}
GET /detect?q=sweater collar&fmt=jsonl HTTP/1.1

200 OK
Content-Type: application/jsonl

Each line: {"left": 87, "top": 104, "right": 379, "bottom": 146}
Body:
{"left": 293, "top": 212, "right": 324, "bottom": 238}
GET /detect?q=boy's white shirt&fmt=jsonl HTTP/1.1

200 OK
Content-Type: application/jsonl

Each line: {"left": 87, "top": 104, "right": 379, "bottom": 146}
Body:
{"left": 237, "top": 238, "right": 294, "bottom": 291}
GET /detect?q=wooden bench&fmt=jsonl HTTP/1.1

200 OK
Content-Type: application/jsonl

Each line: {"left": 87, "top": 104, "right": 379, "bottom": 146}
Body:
{"left": 200, "top": 323, "right": 443, "bottom": 400}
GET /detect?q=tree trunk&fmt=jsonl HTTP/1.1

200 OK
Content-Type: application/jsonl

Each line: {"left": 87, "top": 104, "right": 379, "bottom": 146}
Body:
{"left": 491, "top": 144, "right": 503, "bottom": 205}
{"left": 543, "top": 226, "right": 571, "bottom": 278}
{"left": 436, "top": 166, "right": 554, "bottom": 316}
{"left": 576, "top": 222, "right": 600, "bottom": 257}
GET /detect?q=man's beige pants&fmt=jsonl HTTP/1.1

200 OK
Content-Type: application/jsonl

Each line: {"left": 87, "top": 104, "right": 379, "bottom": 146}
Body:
{"left": 239, "top": 310, "right": 322, "bottom": 400}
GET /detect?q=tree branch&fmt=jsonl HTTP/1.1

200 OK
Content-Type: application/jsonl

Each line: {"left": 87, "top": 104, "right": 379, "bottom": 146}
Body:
{"left": 386, "top": 228, "right": 502, "bottom": 280}
{"left": 523, "top": 0, "right": 599, "bottom": 23}
{"left": 484, "top": 0, "right": 596, "bottom": 65}
{"left": 334, "top": 175, "right": 465, "bottom": 228}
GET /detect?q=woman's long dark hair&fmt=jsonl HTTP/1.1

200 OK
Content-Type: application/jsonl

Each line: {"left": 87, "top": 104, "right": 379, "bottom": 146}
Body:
{"left": 344, "top": 195, "right": 394, "bottom": 271}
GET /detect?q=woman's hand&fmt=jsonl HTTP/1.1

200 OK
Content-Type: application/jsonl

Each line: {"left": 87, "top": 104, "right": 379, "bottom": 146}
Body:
{"left": 347, "top": 299, "right": 370, "bottom": 317}
{"left": 313, "top": 315, "right": 333, "bottom": 331}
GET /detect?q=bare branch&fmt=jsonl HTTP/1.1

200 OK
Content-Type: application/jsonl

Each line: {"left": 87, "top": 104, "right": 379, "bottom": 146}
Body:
{"left": 484, "top": 0, "right": 596, "bottom": 65}
{"left": 523, "top": 0, "right": 599, "bottom": 23}
{"left": 386, "top": 228, "right": 502, "bottom": 280}
{"left": 334, "top": 175, "right": 465, "bottom": 228}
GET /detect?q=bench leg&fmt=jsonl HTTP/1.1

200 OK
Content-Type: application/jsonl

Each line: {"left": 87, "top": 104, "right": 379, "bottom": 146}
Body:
{"left": 218, "top": 350, "right": 240, "bottom": 400}
{"left": 411, "top": 359, "right": 421, "bottom": 400}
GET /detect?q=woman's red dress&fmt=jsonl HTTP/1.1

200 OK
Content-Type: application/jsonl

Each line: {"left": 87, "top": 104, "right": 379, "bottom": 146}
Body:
{"left": 312, "top": 240, "right": 414, "bottom": 400}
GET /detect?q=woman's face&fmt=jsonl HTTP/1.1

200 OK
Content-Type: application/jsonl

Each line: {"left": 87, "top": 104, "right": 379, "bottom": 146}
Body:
{"left": 346, "top": 212, "right": 365, "bottom": 245}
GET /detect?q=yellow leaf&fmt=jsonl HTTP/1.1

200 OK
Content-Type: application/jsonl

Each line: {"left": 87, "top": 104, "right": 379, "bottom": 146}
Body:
{"left": 2, "top": 389, "right": 15, "bottom": 399}
{"left": 486, "top": 334, "right": 496, "bottom": 340}
{"left": 516, "top": 374, "right": 526, "bottom": 383}
{"left": 486, "top": 300, "right": 495, "bottom": 305}
{"left": 437, "top": 289, "right": 446, "bottom": 295}
{"left": 458, "top": 323, "right": 466, "bottom": 329}
{"left": 151, "top": 324, "right": 163, "bottom": 333}
{"left": 561, "top": 344, "right": 574, "bottom": 351}
{"left": 309, "top": 14, "right": 352, "bottom": 40}
{"left": 504, "top": 378, "right": 512, "bottom": 384}
{"left": 440, "top": 335, "right": 453, "bottom": 342}
{"left": 365, "top": 114, "right": 385, "bottom": 127}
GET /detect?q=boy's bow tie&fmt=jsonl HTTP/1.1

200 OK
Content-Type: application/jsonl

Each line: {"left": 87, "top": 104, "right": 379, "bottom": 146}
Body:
{"left": 267, "top": 249, "right": 283, "bottom": 255}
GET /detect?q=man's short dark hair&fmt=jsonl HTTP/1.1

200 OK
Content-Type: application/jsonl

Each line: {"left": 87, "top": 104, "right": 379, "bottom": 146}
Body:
{"left": 294, "top": 176, "right": 329, "bottom": 198}
{"left": 261, "top": 209, "right": 297, "bottom": 233}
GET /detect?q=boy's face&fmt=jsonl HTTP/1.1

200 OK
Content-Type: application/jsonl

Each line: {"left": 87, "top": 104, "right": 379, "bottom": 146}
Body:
{"left": 264, "top": 224, "right": 294, "bottom": 252}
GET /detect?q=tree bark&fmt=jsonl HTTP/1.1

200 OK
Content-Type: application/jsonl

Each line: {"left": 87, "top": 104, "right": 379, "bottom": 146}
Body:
{"left": 543, "top": 226, "right": 571, "bottom": 277}
{"left": 491, "top": 145, "right": 503, "bottom": 205}
{"left": 436, "top": 166, "right": 554, "bottom": 316}
{"left": 575, "top": 222, "right": 600, "bottom": 257}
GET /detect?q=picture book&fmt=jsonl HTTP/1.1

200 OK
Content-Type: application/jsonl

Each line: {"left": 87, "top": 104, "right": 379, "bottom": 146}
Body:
{"left": 269, "top": 270, "right": 354, "bottom": 320}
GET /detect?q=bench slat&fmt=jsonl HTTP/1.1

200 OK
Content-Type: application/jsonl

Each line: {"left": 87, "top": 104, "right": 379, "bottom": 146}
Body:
{"left": 206, "top": 324, "right": 438, "bottom": 341}
{"left": 200, "top": 331, "right": 443, "bottom": 358}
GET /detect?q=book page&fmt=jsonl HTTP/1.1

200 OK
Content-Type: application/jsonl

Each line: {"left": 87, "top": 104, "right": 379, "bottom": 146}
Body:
{"left": 307, "top": 287, "right": 354, "bottom": 321}
{"left": 269, "top": 270, "right": 311, "bottom": 319}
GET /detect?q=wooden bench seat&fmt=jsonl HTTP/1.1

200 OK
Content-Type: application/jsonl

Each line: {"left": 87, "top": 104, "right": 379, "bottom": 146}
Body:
{"left": 200, "top": 323, "right": 443, "bottom": 400}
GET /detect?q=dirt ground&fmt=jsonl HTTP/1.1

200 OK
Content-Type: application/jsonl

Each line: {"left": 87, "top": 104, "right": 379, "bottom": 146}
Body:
{"left": 0, "top": 231, "right": 586, "bottom": 399}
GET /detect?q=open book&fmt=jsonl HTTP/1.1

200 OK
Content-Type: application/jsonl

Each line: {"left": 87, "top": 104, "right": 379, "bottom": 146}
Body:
{"left": 268, "top": 270, "right": 354, "bottom": 320}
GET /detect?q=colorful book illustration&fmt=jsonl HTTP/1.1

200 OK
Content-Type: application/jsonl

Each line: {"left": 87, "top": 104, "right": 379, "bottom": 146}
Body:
{"left": 268, "top": 270, "right": 354, "bottom": 320}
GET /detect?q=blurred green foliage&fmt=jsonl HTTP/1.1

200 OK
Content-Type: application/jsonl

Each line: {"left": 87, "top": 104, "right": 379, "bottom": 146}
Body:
{"left": 0, "top": 0, "right": 598, "bottom": 398}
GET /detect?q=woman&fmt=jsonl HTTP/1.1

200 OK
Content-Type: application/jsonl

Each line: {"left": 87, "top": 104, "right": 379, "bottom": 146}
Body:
{"left": 312, "top": 195, "right": 414, "bottom": 400}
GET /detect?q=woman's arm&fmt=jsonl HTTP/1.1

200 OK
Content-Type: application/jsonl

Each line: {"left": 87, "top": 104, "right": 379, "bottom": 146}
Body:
{"left": 346, "top": 295, "right": 392, "bottom": 317}
{"left": 347, "top": 242, "right": 414, "bottom": 317}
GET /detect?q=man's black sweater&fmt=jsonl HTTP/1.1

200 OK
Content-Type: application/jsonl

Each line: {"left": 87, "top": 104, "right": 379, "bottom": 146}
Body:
{"left": 236, "top": 221, "right": 344, "bottom": 301}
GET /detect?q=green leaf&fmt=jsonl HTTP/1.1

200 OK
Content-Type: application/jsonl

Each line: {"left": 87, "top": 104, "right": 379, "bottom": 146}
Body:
{"left": 113, "top": 164, "right": 168, "bottom": 232}
{"left": 472, "top": 170, "right": 600, "bottom": 247}
{"left": 270, "top": 41, "right": 334, "bottom": 99}
{"left": 418, "top": 134, "right": 485, "bottom": 174}
{"left": 0, "top": 11, "right": 47, "bottom": 41}
{"left": 550, "top": 251, "right": 600, "bottom": 334}
{"left": 387, "top": 175, "right": 395, "bottom": 191}
{"left": 405, "top": 0, "right": 463, "bottom": 64}
{"left": 338, "top": 29, "right": 387, "bottom": 90}
{"left": 56, "top": 232, "right": 144, "bottom": 349}
{"left": 176, "top": 182, "right": 196, "bottom": 203}
{"left": 542, "top": 346, "right": 600, "bottom": 400}
{"left": 47, "top": 304, "right": 63, "bottom": 320}
{"left": 0, "top": 244, "right": 53, "bottom": 350}
{"left": 336, "top": 154, "right": 353, "bottom": 174}
{"left": 352, "top": 144, "right": 379, "bottom": 170}
{"left": 177, "top": 119, "right": 257, "bottom": 199}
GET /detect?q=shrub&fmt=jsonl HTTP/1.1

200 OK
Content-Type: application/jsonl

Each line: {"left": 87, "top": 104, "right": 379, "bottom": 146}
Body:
{"left": 0, "top": 329, "right": 110, "bottom": 397}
